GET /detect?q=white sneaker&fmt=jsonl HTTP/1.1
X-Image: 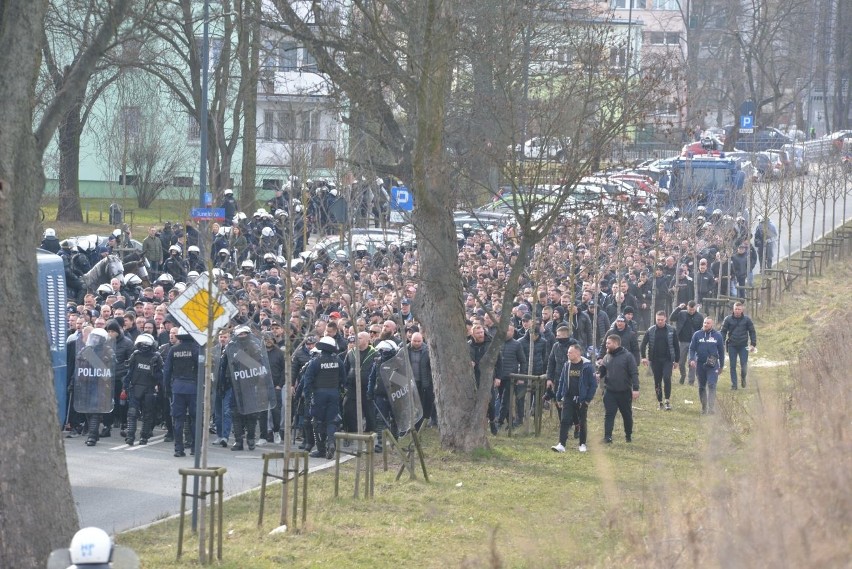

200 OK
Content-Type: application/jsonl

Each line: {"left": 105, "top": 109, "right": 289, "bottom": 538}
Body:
{"left": 551, "top": 443, "right": 566, "bottom": 453}
{"left": 210, "top": 437, "right": 222, "bottom": 445}
{"left": 256, "top": 438, "right": 267, "bottom": 446}
{"left": 273, "top": 432, "right": 281, "bottom": 444}
{"left": 578, "top": 444, "right": 587, "bottom": 453}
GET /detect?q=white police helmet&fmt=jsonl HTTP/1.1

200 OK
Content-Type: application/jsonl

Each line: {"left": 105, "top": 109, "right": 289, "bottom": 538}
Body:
{"left": 261, "top": 227, "right": 274, "bottom": 238}
{"left": 187, "top": 245, "right": 200, "bottom": 254}
{"left": 69, "top": 527, "right": 112, "bottom": 566}
{"left": 44, "top": 228, "right": 56, "bottom": 238}
{"left": 135, "top": 333, "right": 156, "bottom": 348}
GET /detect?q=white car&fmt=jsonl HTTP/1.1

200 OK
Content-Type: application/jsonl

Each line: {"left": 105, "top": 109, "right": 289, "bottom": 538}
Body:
{"left": 511, "top": 136, "right": 571, "bottom": 162}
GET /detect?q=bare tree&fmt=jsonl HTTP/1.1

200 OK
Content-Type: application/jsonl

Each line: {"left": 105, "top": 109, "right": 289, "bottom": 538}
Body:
{"left": 269, "top": 0, "right": 667, "bottom": 451}
{"left": 0, "top": 3, "right": 133, "bottom": 565}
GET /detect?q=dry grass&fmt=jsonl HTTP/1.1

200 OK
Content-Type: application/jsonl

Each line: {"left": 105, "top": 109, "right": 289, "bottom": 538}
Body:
{"left": 629, "top": 258, "right": 852, "bottom": 568}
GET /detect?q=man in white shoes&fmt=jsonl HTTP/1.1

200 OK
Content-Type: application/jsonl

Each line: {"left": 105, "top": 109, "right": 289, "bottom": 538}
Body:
{"left": 551, "top": 344, "right": 597, "bottom": 453}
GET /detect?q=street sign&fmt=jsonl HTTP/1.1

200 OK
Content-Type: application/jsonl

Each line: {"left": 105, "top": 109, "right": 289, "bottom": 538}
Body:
{"left": 168, "top": 273, "right": 237, "bottom": 346}
{"left": 740, "top": 114, "right": 754, "bottom": 134}
{"left": 190, "top": 207, "right": 226, "bottom": 221}
{"left": 390, "top": 185, "right": 413, "bottom": 224}
{"left": 390, "top": 186, "right": 413, "bottom": 211}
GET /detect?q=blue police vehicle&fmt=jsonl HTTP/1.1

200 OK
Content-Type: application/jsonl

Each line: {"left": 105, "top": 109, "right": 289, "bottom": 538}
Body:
{"left": 37, "top": 248, "right": 68, "bottom": 426}
{"left": 669, "top": 156, "right": 749, "bottom": 212}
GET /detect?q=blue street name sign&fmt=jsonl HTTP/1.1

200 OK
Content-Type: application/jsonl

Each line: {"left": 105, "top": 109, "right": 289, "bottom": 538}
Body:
{"left": 190, "top": 208, "right": 226, "bottom": 221}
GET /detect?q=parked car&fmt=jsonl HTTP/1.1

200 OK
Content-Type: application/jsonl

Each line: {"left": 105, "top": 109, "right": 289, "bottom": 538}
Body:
{"left": 681, "top": 136, "right": 727, "bottom": 157}
{"left": 725, "top": 126, "right": 792, "bottom": 152}
{"left": 779, "top": 144, "right": 809, "bottom": 175}
{"left": 510, "top": 136, "right": 571, "bottom": 162}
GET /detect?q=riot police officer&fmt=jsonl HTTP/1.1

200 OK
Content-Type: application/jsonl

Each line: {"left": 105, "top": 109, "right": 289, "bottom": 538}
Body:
{"left": 219, "top": 325, "right": 276, "bottom": 451}
{"left": 122, "top": 334, "right": 163, "bottom": 446}
{"left": 163, "top": 327, "right": 199, "bottom": 457}
{"left": 75, "top": 328, "right": 115, "bottom": 447}
{"left": 301, "top": 336, "right": 345, "bottom": 459}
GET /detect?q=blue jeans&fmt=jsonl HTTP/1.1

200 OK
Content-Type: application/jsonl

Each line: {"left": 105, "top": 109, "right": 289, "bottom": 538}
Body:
{"left": 727, "top": 345, "right": 749, "bottom": 387}
{"left": 696, "top": 365, "right": 719, "bottom": 413}
{"left": 214, "top": 388, "right": 233, "bottom": 440}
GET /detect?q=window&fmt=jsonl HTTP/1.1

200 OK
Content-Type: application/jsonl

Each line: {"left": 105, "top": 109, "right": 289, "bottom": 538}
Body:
{"left": 609, "top": 47, "right": 627, "bottom": 68}
{"left": 187, "top": 115, "right": 200, "bottom": 140}
{"left": 276, "top": 110, "right": 295, "bottom": 141}
{"left": 261, "top": 40, "right": 277, "bottom": 69}
{"left": 173, "top": 176, "right": 194, "bottom": 187}
{"left": 263, "top": 110, "right": 274, "bottom": 140}
{"left": 279, "top": 41, "right": 298, "bottom": 71}
{"left": 652, "top": 0, "right": 679, "bottom": 9}
{"left": 647, "top": 32, "right": 680, "bottom": 45}
{"left": 121, "top": 106, "right": 141, "bottom": 140}
{"left": 302, "top": 47, "right": 316, "bottom": 70}
{"left": 655, "top": 102, "right": 679, "bottom": 115}
{"left": 611, "top": 0, "right": 646, "bottom": 8}
{"left": 118, "top": 174, "right": 138, "bottom": 186}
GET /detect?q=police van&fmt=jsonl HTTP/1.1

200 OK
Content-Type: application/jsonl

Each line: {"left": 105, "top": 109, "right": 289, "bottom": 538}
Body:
{"left": 37, "top": 248, "right": 68, "bottom": 425}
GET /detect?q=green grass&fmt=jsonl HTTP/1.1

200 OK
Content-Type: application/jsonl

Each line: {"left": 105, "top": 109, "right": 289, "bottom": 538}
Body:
{"left": 114, "top": 235, "right": 852, "bottom": 568}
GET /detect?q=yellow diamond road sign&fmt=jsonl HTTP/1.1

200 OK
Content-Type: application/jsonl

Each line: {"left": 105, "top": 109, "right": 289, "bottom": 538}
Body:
{"left": 168, "top": 273, "right": 237, "bottom": 346}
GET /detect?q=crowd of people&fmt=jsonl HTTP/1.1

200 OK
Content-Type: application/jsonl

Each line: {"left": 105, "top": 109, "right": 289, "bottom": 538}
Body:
{"left": 44, "top": 181, "right": 764, "bottom": 458}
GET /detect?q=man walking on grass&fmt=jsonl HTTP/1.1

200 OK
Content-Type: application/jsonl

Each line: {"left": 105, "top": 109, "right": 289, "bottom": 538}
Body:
{"left": 552, "top": 344, "right": 597, "bottom": 453}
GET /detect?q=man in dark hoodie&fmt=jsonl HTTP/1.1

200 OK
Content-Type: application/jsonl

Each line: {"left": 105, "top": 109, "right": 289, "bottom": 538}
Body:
{"left": 601, "top": 316, "right": 641, "bottom": 366}
{"left": 599, "top": 334, "right": 639, "bottom": 444}
{"left": 551, "top": 344, "right": 597, "bottom": 453}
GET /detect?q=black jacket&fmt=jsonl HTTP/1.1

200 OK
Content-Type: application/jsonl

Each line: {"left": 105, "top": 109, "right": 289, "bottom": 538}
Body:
{"left": 601, "top": 346, "right": 639, "bottom": 393}
{"left": 670, "top": 306, "right": 705, "bottom": 343}
{"left": 720, "top": 314, "right": 757, "bottom": 349}
{"left": 601, "top": 325, "right": 640, "bottom": 365}
{"left": 520, "top": 334, "right": 548, "bottom": 376}
{"left": 267, "top": 345, "right": 285, "bottom": 388}
{"left": 640, "top": 324, "right": 680, "bottom": 363}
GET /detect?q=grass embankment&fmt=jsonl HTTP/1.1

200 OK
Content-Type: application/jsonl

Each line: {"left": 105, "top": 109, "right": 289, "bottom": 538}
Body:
{"left": 114, "top": 247, "right": 851, "bottom": 568}
{"left": 41, "top": 198, "right": 200, "bottom": 240}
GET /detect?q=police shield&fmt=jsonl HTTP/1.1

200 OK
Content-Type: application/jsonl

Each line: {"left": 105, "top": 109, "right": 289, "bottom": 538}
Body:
{"left": 225, "top": 334, "right": 276, "bottom": 414}
{"left": 73, "top": 333, "right": 116, "bottom": 414}
{"left": 378, "top": 347, "right": 422, "bottom": 434}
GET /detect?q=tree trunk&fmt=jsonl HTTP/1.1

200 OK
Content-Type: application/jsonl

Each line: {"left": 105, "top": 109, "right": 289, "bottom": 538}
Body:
{"left": 56, "top": 101, "right": 85, "bottom": 223}
{"left": 409, "top": 0, "right": 490, "bottom": 452}
{"left": 239, "top": 0, "right": 260, "bottom": 212}
{"left": 0, "top": 2, "right": 80, "bottom": 564}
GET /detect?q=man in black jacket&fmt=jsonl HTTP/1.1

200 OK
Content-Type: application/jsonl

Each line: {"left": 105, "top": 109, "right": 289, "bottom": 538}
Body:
{"left": 600, "top": 316, "right": 640, "bottom": 366}
{"left": 670, "top": 300, "right": 704, "bottom": 385}
{"left": 103, "top": 319, "right": 134, "bottom": 438}
{"left": 720, "top": 301, "right": 757, "bottom": 389}
{"left": 500, "top": 326, "right": 528, "bottom": 428}
{"left": 640, "top": 311, "right": 680, "bottom": 411}
{"left": 469, "top": 324, "right": 503, "bottom": 435}
{"left": 599, "top": 334, "right": 639, "bottom": 444}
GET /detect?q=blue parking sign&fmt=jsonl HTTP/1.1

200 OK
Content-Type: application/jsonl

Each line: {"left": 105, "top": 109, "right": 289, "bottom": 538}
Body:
{"left": 391, "top": 186, "right": 413, "bottom": 212}
{"left": 740, "top": 115, "right": 754, "bottom": 129}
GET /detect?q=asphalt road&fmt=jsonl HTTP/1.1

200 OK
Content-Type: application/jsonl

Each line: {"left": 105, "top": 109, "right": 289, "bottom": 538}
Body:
{"left": 65, "top": 427, "right": 339, "bottom": 533}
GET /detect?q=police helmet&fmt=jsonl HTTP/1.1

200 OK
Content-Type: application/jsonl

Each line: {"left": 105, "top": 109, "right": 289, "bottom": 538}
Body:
{"left": 335, "top": 250, "right": 348, "bottom": 262}
{"left": 124, "top": 274, "right": 142, "bottom": 287}
{"left": 223, "top": 188, "right": 233, "bottom": 195}
{"left": 135, "top": 333, "right": 156, "bottom": 348}
{"left": 112, "top": 228, "right": 122, "bottom": 238}
{"left": 329, "top": 188, "right": 338, "bottom": 197}
{"left": 187, "top": 270, "right": 200, "bottom": 280}
{"left": 169, "top": 244, "right": 181, "bottom": 254}
{"left": 69, "top": 527, "right": 112, "bottom": 566}
{"left": 293, "top": 204, "right": 303, "bottom": 213}
{"left": 187, "top": 245, "right": 200, "bottom": 254}
{"left": 376, "top": 340, "right": 398, "bottom": 354}
{"left": 97, "top": 283, "right": 112, "bottom": 295}
{"left": 175, "top": 327, "right": 192, "bottom": 340}
{"left": 463, "top": 223, "right": 471, "bottom": 230}
{"left": 264, "top": 252, "right": 275, "bottom": 261}
{"left": 261, "top": 227, "right": 274, "bottom": 238}
{"left": 254, "top": 208, "right": 267, "bottom": 218}
{"left": 241, "top": 259, "right": 254, "bottom": 269}
{"left": 219, "top": 248, "right": 230, "bottom": 256}
{"left": 275, "top": 209, "right": 288, "bottom": 219}
{"left": 44, "top": 228, "right": 56, "bottom": 238}
{"left": 712, "top": 208, "right": 722, "bottom": 216}
{"left": 276, "top": 255, "right": 286, "bottom": 265}
{"left": 157, "top": 273, "right": 175, "bottom": 285}
{"left": 233, "top": 212, "right": 247, "bottom": 223}
{"left": 87, "top": 328, "right": 109, "bottom": 346}
{"left": 173, "top": 282, "right": 187, "bottom": 294}
{"left": 234, "top": 325, "right": 252, "bottom": 336}
{"left": 355, "top": 242, "right": 367, "bottom": 252}
{"left": 317, "top": 336, "right": 338, "bottom": 352}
